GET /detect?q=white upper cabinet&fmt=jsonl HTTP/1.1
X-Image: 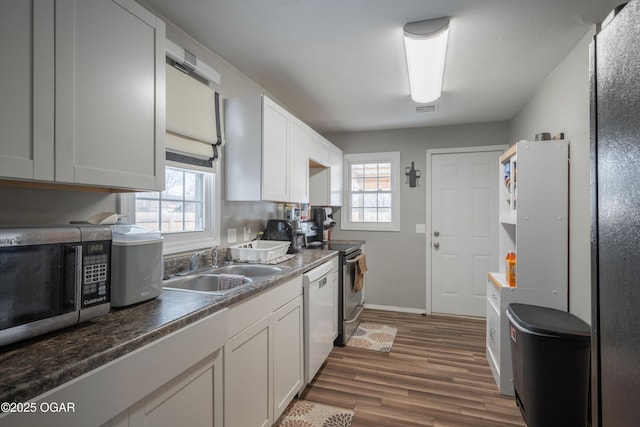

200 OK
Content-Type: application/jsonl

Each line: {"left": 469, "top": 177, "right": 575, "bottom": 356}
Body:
{"left": 0, "top": 0, "right": 165, "bottom": 191}
{"left": 56, "top": 0, "right": 165, "bottom": 191}
{"left": 309, "top": 132, "right": 343, "bottom": 207}
{"left": 225, "top": 95, "right": 309, "bottom": 203}
{"left": 0, "top": 0, "right": 54, "bottom": 181}
{"left": 288, "top": 117, "right": 310, "bottom": 204}
{"left": 308, "top": 131, "right": 330, "bottom": 167}
{"left": 262, "top": 98, "right": 290, "bottom": 201}
{"left": 328, "top": 142, "right": 343, "bottom": 206}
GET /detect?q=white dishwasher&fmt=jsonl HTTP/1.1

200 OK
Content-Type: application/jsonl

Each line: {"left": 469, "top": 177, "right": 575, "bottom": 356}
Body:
{"left": 303, "top": 257, "right": 339, "bottom": 385}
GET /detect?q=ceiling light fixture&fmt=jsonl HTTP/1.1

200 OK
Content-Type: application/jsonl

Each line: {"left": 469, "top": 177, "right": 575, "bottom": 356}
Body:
{"left": 403, "top": 17, "right": 450, "bottom": 104}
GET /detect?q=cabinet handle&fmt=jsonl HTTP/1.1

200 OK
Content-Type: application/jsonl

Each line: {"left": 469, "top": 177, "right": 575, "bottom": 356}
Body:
{"left": 319, "top": 277, "right": 327, "bottom": 288}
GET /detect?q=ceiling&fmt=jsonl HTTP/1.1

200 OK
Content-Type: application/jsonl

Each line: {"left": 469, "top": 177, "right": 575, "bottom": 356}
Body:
{"left": 141, "top": 0, "right": 619, "bottom": 133}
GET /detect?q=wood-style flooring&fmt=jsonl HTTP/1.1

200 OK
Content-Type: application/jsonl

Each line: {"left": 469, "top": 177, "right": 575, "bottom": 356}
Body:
{"left": 299, "top": 309, "right": 525, "bottom": 427}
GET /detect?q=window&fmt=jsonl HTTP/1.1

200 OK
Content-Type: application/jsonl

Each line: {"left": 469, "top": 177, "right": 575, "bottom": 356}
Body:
{"left": 135, "top": 167, "right": 205, "bottom": 232}
{"left": 120, "top": 165, "right": 217, "bottom": 254}
{"left": 342, "top": 152, "right": 400, "bottom": 231}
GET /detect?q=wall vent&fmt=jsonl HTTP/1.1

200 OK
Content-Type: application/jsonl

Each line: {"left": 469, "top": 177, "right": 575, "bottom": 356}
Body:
{"left": 415, "top": 104, "right": 439, "bottom": 113}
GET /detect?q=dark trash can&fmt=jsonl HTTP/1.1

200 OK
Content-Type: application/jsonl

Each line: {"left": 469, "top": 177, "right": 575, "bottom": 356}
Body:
{"left": 506, "top": 303, "right": 590, "bottom": 427}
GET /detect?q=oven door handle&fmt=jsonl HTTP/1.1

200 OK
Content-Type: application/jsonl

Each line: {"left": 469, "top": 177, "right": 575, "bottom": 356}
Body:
{"left": 346, "top": 257, "right": 359, "bottom": 265}
{"left": 344, "top": 305, "right": 365, "bottom": 324}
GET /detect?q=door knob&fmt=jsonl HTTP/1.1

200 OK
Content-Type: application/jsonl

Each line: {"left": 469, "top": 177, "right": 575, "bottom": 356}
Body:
{"left": 434, "top": 231, "right": 440, "bottom": 237}
{"left": 433, "top": 242, "right": 440, "bottom": 249}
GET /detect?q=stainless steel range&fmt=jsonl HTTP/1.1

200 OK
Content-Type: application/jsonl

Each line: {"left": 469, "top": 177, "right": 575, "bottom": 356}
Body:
{"left": 327, "top": 242, "right": 365, "bottom": 346}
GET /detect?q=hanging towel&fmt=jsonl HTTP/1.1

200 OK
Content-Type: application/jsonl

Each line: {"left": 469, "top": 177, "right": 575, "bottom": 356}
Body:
{"left": 353, "top": 254, "right": 368, "bottom": 292}
{"left": 219, "top": 274, "right": 245, "bottom": 290}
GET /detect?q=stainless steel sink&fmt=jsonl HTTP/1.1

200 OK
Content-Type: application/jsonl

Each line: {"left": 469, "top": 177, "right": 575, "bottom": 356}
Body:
{"left": 164, "top": 274, "right": 253, "bottom": 294}
{"left": 210, "top": 264, "right": 287, "bottom": 277}
{"left": 164, "top": 263, "right": 290, "bottom": 295}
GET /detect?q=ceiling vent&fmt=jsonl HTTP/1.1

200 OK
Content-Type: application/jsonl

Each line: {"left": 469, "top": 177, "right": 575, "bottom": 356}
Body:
{"left": 415, "top": 104, "right": 439, "bottom": 113}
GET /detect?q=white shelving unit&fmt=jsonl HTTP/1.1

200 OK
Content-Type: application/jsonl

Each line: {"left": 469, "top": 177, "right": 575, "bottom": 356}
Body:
{"left": 486, "top": 140, "right": 569, "bottom": 395}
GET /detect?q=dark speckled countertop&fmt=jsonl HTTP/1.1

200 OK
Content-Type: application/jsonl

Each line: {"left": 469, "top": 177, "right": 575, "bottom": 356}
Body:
{"left": 0, "top": 248, "right": 338, "bottom": 404}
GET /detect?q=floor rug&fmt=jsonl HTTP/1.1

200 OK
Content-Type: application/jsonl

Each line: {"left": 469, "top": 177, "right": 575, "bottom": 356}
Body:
{"left": 346, "top": 322, "right": 397, "bottom": 352}
{"left": 275, "top": 399, "right": 354, "bottom": 427}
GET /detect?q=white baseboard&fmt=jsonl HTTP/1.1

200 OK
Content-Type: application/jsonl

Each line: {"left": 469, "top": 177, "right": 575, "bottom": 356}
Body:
{"left": 363, "top": 303, "right": 426, "bottom": 315}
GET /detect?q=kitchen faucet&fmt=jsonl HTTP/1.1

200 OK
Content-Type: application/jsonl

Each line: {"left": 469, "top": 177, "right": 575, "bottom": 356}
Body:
{"left": 190, "top": 251, "right": 206, "bottom": 271}
{"left": 212, "top": 246, "right": 218, "bottom": 268}
{"left": 174, "top": 251, "right": 208, "bottom": 276}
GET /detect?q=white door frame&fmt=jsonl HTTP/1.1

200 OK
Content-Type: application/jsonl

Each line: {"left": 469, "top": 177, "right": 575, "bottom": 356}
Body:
{"left": 425, "top": 145, "right": 507, "bottom": 315}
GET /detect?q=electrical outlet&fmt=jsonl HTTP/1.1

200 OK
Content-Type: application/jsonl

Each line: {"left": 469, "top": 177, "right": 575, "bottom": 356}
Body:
{"left": 227, "top": 228, "right": 237, "bottom": 243}
{"left": 416, "top": 224, "right": 426, "bottom": 234}
{"left": 243, "top": 226, "right": 251, "bottom": 241}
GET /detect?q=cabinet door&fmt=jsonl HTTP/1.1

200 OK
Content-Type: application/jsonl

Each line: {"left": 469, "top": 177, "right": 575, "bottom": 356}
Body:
{"left": 273, "top": 296, "right": 304, "bottom": 420}
{"left": 100, "top": 410, "right": 129, "bottom": 427}
{"left": 328, "top": 143, "right": 343, "bottom": 206}
{"left": 139, "top": 366, "right": 214, "bottom": 427}
{"left": 119, "top": 352, "right": 222, "bottom": 427}
{"left": 309, "top": 131, "right": 329, "bottom": 166}
{"left": 262, "top": 97, "right": 289, "bottom": 202}
{"left": 225, "top": 315, "right": 273, "bottom": 427}
{"left": 55, "top": 0, "right": 165, "bottom": 190}
{"left": 515, "top": 142, "right": 568, "bottom": 308}
{"left": 288, "top": 118, "right": 309, "bottom": 203}
{"left": 0, "top": 0, "right": 54, "bottom": 181}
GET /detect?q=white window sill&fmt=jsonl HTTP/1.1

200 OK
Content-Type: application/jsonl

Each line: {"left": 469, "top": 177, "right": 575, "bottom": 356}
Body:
{"left": 161, "top": 235, "right": 217, "bottom": 256}
{"left": 341, "top": 223, "right": 400, "bottom": 232}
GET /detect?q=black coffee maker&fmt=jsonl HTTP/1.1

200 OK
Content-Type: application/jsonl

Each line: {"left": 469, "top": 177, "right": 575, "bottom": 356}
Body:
{"left": 311, "top": 207, "right": 336, "bottom": 243}
{"left": 261, "top": 219, "right": 304, "bottom": 253}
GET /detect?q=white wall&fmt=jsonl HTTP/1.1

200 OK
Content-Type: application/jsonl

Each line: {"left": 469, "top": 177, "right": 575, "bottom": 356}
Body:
{"left": 326, "top": 122, "right": 510, "bottom": 311}
{"left": 0, "top": 187, "right": 119, "bottom": 225}
{"left": 509, "top": 28, "right": 596, "bottom": 324}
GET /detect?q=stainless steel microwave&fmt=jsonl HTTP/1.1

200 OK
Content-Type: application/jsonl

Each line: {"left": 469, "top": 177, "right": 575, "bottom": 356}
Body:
{"left": 0, "top": 225, "right": 112, "bottom": 347}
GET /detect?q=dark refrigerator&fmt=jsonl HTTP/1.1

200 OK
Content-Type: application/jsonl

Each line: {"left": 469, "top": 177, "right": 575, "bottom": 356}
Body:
{"left": 591, "top": 1, "right": 640, "bottom": 426}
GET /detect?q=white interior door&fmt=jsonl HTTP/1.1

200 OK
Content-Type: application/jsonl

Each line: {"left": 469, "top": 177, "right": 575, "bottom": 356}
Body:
{"left": 430, "top": 150, "right": 500, "bottom": 317}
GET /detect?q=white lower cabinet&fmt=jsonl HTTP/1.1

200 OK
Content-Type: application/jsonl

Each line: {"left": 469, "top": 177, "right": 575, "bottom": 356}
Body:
{"left": 225, "top": 315, "right": 272, "bottom": 427}
{"left": 224, "top": 276, "right": 304, "bottom": 427}
{"left": 2, "top": 309, "right": 227, "bottom": 427}
{"left": 486, "top": 272, "right": 553, "bottom": 396}
{"left": 486, "top": 277, "right": 510, "bottom": 394}
{"left": 2, "top": 278, "right": 306, "bottom": 427}
{"left": 273, "top": 296, "right": 305, "bottom": 418}
{"left": 138, "top": 362, "right": 214, "bottom": 427}
{"left": 105, "top": 352, "right": 223, "bottom": 427}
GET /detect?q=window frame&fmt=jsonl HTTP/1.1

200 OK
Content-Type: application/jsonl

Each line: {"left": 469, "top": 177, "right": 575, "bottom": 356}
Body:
{"left": 119, "top": 163, "right": 220, "bottom": 255}
{"left": 341, "top": 151, "right": 401, "bottom": 232}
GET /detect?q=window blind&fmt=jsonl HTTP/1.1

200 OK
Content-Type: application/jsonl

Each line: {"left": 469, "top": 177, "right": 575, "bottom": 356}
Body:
{"left": 165, "top": 63, "right": 223, "bottom": 171}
